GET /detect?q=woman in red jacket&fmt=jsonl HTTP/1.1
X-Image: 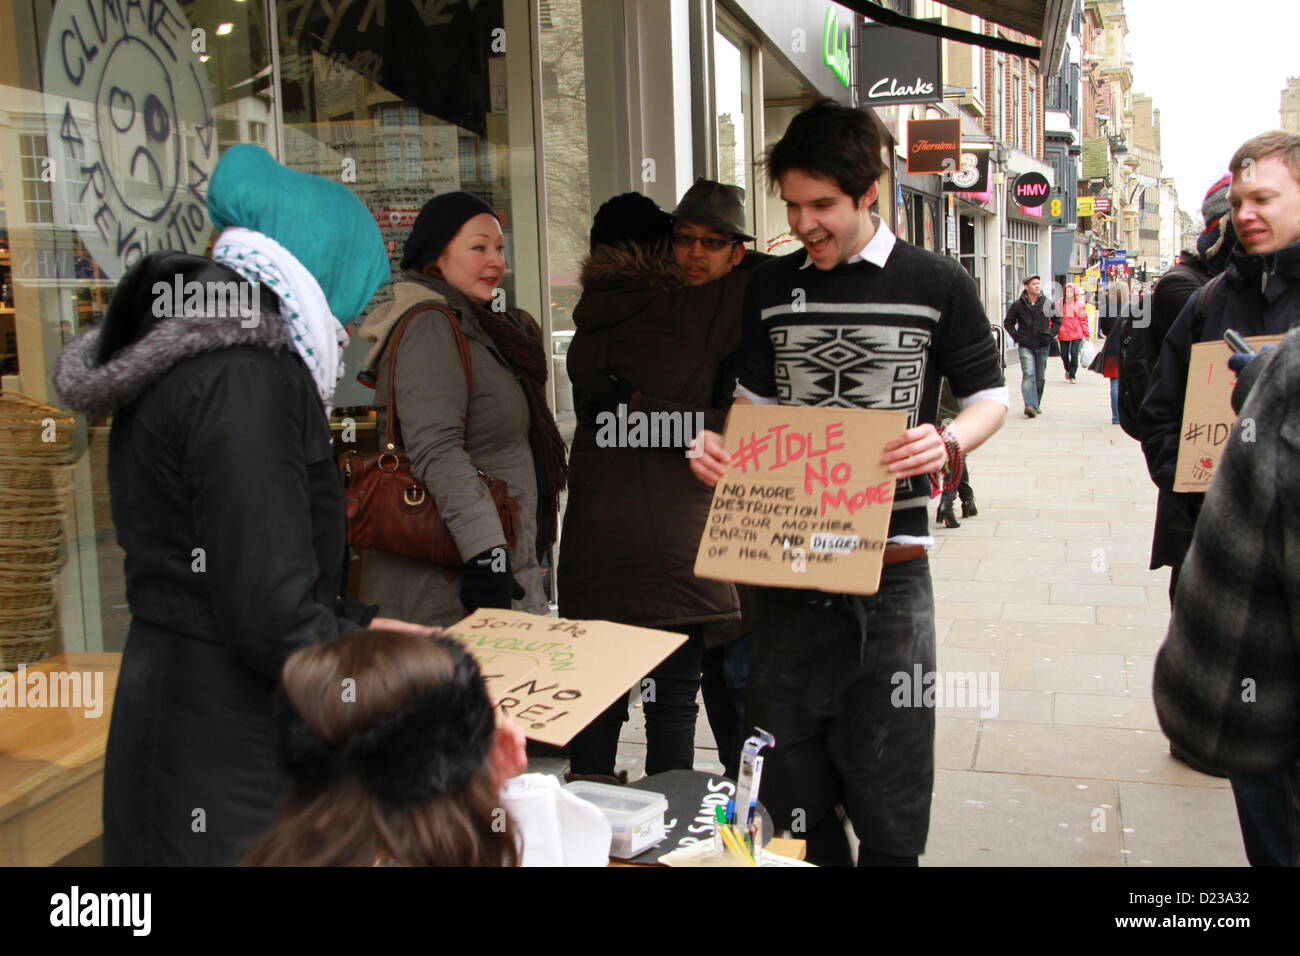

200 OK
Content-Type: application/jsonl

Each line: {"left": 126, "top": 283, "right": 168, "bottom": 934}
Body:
{"left": 1057, "top": 283, "right": 1090, "bottom": 382}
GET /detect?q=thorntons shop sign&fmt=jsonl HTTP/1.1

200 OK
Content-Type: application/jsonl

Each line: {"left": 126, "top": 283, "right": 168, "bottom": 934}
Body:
{"left": 859, "top": 21, "right": 942, "bottom": 107}
{"left": 906, "top": 118, "right": 960, "bottom": 175}
{"left": 43, "top": 0, "right": 217, "bottom": 279}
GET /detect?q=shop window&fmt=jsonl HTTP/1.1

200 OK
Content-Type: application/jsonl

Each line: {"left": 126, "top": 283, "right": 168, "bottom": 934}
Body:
{"left": 19, "top": 135, "right": 54, "bottom": 225}
{"left": 714, "top": 26, "right": 753, "bottom": 212}
{"left": 0, "top": 0, "right": 280, "bottom": 654}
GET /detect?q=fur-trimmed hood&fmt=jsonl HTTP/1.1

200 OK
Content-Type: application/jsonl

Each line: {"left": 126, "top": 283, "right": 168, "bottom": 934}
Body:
{"left": 52, "top": 253, "right": 288, "bottom": 418}
{"left": 574, "top": 243, "right": 685, "bottom": 333}
{"left": 580, "top": 242, "right": 683, "bottom": 293}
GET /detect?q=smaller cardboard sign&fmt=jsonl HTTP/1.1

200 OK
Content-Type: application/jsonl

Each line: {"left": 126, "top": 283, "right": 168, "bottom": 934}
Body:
{"left": 1093, "top": 197, "right": 1112, "bottom": 213}
{"left": 694, "top": 403, "right": 909, "bottom": 596}
{"left": 906, "top": 118, "right": 960, "bottom": 175}
{"left": 444, "top": 609, "right": 687, "bottom": 745}
{"left": 1173, "top": 334, "right": 1284, "bottom": 492}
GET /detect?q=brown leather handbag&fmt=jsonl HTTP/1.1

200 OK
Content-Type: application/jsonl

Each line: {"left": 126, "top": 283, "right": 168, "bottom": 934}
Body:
{"left": 340, "top": 304, "right": 520, "bottom": 566}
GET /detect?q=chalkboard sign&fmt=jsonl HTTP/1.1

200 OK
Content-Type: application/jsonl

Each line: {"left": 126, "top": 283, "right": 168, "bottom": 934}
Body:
{"left": 626, "top": 770, "right": 773, "bottom": 865}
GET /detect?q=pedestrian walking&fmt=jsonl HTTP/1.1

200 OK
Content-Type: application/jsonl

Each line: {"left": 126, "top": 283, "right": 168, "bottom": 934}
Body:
{"left": 1097, "top": 282, "right": 1127, "bottom": 424}
{"left": 689, "top": 99, "right": 1008, "bottom": 867}
{"left": 1057, "top": 283, "right": 1089, "bottom": 382}
{"left": 1003, "top": 275, "right": 1061, "bottom": 417}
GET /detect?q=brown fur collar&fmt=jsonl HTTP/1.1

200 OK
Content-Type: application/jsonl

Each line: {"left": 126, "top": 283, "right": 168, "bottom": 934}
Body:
{"left": 580, "top": 241, "right": 684, "bottom": 292}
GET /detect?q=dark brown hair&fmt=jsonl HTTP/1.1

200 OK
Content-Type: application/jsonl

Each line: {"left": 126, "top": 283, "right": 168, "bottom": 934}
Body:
{"left": 243, "top": 629, "right": 519, "bottom": 867}
{"left": 763, "top": 98, "right": 887, "bottom": 202}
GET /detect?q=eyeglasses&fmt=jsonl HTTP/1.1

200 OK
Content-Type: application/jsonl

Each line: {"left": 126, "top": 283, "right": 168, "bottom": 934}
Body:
{"left": 672, "top": 233, "right": 736, "bottom": 252}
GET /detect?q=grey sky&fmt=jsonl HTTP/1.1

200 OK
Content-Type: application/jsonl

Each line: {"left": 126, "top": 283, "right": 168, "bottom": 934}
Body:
{"left": 1122, "top": 0, "right": 1297, "bottom": 228}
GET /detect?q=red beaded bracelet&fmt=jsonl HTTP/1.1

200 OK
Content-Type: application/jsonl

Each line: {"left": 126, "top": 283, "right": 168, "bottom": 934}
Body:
{"left": 929, "top": 426, "right": 965, "bottom": 495}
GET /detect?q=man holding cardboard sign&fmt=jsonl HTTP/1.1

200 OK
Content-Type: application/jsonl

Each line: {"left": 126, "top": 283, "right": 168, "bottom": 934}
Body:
{"left": 690, "top": 99, "right": 1007, "bottom": 867}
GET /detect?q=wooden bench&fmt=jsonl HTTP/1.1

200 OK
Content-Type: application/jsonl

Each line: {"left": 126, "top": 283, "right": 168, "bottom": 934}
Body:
{"left": 0, "top": 653, "right": 120, "bottom": 866}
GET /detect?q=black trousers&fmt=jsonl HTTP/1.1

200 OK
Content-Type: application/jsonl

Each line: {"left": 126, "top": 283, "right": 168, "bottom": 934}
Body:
{"left": 746, "top": 558, "right": 936, "bottom": 866}
{"left": 567, "top": 626, "right": 705, "bottom": 777}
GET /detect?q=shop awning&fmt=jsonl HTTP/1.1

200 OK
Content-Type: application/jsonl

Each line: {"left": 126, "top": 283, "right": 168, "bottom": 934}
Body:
{"left": 840, "top": 0, "right": 1071, "bottom": 76}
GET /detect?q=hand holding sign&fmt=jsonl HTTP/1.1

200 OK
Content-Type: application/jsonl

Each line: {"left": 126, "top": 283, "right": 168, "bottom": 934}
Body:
{"left": 688, "top": 429, "right": 731, "bottom": 487}
{"left": 881, "top": 423, "right": 948, "bottom": 479}
{"left": 1174, "top": 334, "right": 1284, "bottom": 491}
{"left": 693, "top": 404, "right": 909, "bottom": 595}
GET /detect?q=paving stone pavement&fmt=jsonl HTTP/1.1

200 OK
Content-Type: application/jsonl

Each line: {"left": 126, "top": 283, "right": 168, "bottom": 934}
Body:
{"left": 538, "top": 350, "right": 1247, "bottom": 866}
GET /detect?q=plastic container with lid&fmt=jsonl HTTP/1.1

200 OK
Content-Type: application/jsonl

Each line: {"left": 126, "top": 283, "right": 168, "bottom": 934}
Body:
{"left": 563, "top": 780, "right": 668, "bottom": 859}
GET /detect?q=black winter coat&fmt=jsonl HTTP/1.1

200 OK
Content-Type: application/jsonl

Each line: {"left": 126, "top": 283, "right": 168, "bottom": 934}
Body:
{"left": 1144, "top": 253, "right": 1212, "bottom": 572}
{"left": 1002, "top": 292, "right": 1061, "bottom": 349}
{"left": 52, "top": 252, "right": 372, "bottom": 866}
{"left": 1139, "top": 240, "right": 1300, "bottom": 494}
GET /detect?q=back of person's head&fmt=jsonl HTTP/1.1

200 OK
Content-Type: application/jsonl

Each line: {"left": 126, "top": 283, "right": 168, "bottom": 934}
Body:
{"left": 243, "top": 629, "right": 517, "bottom": 867}
{"left": 763, "top": 98, "right": 886, "bottom": 201}
{"left": 207, "top": 145, "right": 389, "bottom": 326}
{"left": 589, "top": 192, "right": 674, "bottom": 253}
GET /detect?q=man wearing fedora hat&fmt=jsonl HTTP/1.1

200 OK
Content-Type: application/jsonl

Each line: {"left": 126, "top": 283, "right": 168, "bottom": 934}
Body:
{"left": 671, "top": 179, "right": 767, "bottom": 778}
{"left": 671, "top": 178, "right": 758, "bottom": 287}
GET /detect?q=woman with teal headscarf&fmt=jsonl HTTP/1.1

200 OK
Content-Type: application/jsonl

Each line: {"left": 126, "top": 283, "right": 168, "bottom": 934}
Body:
{"left": 53, "top": 145, "right": 414, "bottom": 866}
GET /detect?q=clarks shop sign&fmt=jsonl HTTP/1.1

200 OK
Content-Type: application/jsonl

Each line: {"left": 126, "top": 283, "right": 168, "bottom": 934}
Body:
{"left": 860, "top": 22, "right": 942, "bottom": 107}
{"left": 43, "top": 0, "right": 216, "bottom": 279}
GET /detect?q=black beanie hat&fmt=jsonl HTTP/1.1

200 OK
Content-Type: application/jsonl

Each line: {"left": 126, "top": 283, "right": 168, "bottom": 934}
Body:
{"left": 401, "top": 191, "right": 499, "bottom": 272}
{"left": 590, "top": 192, "right": 673, "bottom": 252}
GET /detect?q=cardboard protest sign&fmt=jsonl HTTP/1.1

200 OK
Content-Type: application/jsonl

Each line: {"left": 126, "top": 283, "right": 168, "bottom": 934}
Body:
{"left": 694, "top": 403, "right": 910, "bottom": 596}
{"left": 444, "top": 609, "right": 686, "bottom": 745}
{"left": 1173, "top": 334, "right": 1283, "bottom": 492}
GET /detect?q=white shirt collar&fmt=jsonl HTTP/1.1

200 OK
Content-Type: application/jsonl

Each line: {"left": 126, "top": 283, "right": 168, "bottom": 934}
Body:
{"left": 799, "top": 213, "right": 896, "bottom": 270}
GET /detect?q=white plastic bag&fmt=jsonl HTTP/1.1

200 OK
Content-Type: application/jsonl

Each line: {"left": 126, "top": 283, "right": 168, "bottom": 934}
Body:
{"left": 1079, "top": 339, "right": 1098, "bottom": 367}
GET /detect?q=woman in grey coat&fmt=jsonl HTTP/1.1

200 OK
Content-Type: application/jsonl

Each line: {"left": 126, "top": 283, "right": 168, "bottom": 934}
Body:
{"left": 357, "top": 193, "right": 567, "bottom": 626}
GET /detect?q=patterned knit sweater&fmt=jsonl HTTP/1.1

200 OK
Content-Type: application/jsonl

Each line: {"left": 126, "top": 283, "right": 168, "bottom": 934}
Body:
{"left": 737, "top": 239, "right": 1004, "bottom": 538}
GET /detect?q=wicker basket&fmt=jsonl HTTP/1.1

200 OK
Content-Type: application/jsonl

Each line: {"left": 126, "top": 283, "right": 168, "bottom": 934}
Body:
{"left": 0, "top": 581, "right": 55, "bottom": 611}
{"left": 0, "top": 620, "right": 55, "bottom": 670}
{"left": 0, "top": 547, "right": 63, "bottom": 570}
{"left": 0, "top": 391, "right": 77, "bottom": 451}
{"left": 0, "top": 508, "right": 64, "bottom": 543}
{"left": 0, "top": 600, "right": 56, "bottom": 627}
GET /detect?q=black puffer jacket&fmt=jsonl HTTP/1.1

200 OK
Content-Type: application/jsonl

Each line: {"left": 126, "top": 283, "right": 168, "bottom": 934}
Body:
{"left": 1139, "top": 239, "right": 1300, "bottom": 493}
{"left": 52, "top": 252, "right": 372, "bottom": 866}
